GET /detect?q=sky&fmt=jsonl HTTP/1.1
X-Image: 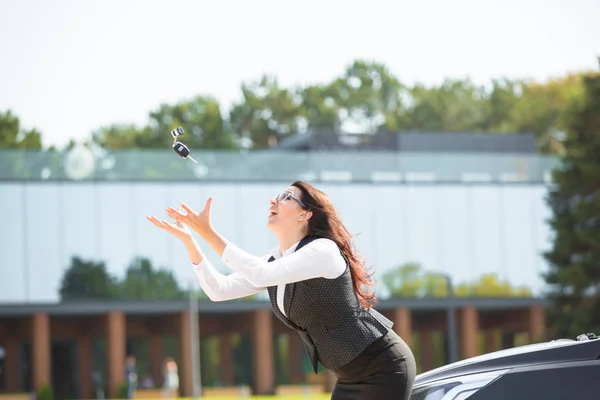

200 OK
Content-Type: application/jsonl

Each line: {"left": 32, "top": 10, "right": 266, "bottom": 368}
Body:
{"left": 1, "top": 0, "right": 599, "bottom": 148}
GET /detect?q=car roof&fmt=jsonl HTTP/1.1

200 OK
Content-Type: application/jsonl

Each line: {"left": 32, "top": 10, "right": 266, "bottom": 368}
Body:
{"left": 415, "top": 338, "right": 600, "bottom": 386}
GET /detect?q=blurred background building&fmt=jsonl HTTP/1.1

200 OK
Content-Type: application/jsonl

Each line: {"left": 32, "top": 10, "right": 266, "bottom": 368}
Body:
{"left": 0, "top": 131, "right": 552, "bottom": 398}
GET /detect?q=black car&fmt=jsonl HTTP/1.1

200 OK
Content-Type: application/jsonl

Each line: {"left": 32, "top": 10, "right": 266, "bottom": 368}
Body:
{"left": 410, "top": 333, "right": 600, "bottom": 400}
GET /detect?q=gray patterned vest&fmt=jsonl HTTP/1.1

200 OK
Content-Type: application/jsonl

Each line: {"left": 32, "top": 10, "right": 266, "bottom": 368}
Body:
{"left": 266, "top": 235, "right": 393, "bottom": 374}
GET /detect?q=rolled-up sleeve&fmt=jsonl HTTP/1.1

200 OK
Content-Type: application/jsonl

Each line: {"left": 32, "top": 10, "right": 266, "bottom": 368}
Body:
{"left": 221, "top": 238, "right": 346, "bottom": 287}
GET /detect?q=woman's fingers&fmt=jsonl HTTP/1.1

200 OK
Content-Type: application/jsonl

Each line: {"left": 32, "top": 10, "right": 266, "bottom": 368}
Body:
{"left": 180, "top": 198, "right": 212, "bottom": 216}
{"left": 147, "top": 216, "right": 164, "bottom": 227}
{"left": 203, "top": 198, "right": 213, "bottom": 213}
{"left": 180, "top": 203, "right": 197, "bottom": 215}
{"left": 166, "top": 206, "right": 186, "bottom": 217}
{"left": 166, "top": 207, "right": 188, "bottom": 223}
{"left": 147, "top": 215, "right": 194, "bottom": 245}
{"left": 147, "top": 216, "right": 169, "bottom": 229}
{"left": 148, "top": 216, "right": 176, "bottom": 232}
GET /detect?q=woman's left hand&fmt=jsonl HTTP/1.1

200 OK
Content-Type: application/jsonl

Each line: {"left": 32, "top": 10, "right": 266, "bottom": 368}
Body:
{"left": 166, "top": 198, "right": 214, "bottom": 239}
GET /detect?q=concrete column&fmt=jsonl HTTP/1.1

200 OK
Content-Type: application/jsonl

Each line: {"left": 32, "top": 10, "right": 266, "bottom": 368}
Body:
{"left": 179, "top": 311, "right": 193, "bottom": 397}
{"left": 106, "top": 311, "right": 126, "bottom": 398}
{"left": 393, "top": 307, "right": 413, "bottom": 348}
{"left": 419, "top": 331, "right": 435, "bottom": 372}
{"left": 528, "top": 305, "right": 545, "bottom": 343}
{"left": 484, "top": 330, "right": 498, "bottom": 354}
{"left": 219, "top": 333, "right": 235, "bottom": 386}
{"left": 459, "top": 306, "right": 478, "bottom": 359}
{"left": 252, "top": 309, "right": 274, "bottom": 395}
{"left": 4, "top": 338, "right": 19, "bottom": 391}
{"left": 31, "top": 313, "right": 50, "bottom": 391}
{"left": 149, "top": 334, "right": 164, "bottom": 385}
{"left": 78, "top": 335, "right": 92, "bottom": 400}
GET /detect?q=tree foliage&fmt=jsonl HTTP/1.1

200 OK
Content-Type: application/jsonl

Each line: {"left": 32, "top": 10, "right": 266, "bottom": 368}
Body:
{"left": 59, "top": 256, "right": 119, "bottom": 300}
{"left": 229, "top": 75, "right": 304, "bottom": 149}
{"left": 116, "top": 256, "right": 186, "bottom": 300}
{"left": 83, "top": 63, "right": 585, "bottom": 152}
{"left": 57, "top": 254, "right": 254, "bottom": 301}
{"left": 0, "top": 110, "right": 42, "bottom": 149}
{"left": 543, "top": 66, "right": 600, "bottom": 337}
{"left": 58, "top": 255, "right": 186, "bottom": 301}
{"left": 91, "top": 95, "right": 237, "bottom": 150}
{"left": 1, "top": 59, "right": 589, "bottom": 153}
{"left": 383, "top": 262, "right": 532, "bottom": 298}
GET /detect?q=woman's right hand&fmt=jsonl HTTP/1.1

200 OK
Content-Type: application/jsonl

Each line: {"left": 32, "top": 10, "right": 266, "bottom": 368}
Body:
{"left": 147, "top": 215, "right": 193, "bottom": 242}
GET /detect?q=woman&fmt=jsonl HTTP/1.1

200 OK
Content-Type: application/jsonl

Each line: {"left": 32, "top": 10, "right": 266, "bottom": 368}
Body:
{"left": 147, "top": 181, "right": 416, "bottom": 399}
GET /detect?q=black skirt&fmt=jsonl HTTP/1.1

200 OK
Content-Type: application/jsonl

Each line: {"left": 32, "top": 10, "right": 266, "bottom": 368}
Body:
{"left": 330, "top": 329, "right": 416, "bottom": 400}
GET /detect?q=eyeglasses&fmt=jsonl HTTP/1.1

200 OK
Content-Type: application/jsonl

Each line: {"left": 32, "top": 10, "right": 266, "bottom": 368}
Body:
{"left": 273, "top": 191, "right": 307, "bottom": 209}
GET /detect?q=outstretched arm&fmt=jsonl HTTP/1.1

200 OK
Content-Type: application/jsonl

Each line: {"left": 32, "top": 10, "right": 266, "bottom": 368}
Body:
{"left": 182, "top": 236, "right": 265, "bottom": 301}
{"left": 218, "top": 237, "right": 346, "bottom": 287}
{"left": 147, "top": 214, "right": 264, "bottom": 301}
{"left": 165, "top": 199, "right": 346, "bottom": 287}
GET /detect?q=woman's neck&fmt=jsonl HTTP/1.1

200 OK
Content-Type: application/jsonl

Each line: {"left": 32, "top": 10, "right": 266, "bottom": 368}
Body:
{"left": 277, "top": 231, "right": 306, "bottom": 254}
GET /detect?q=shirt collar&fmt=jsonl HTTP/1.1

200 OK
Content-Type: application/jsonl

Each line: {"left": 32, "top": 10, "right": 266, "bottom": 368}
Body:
{"left": 269, "top": 240, "right": 301, "bottom": 259}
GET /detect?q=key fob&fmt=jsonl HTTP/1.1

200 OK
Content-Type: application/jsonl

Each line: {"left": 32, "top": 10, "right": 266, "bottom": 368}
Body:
{"left": 173, "top": 142, "right": 190, "bottom": 158}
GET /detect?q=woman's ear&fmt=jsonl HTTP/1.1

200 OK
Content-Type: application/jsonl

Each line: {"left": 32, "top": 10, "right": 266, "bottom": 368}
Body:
{"left": 299, "top": 211, "right": 313, "bottom": 221}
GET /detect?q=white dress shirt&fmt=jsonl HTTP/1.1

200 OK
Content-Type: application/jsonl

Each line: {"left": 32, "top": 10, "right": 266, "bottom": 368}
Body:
{"left": 270, "top": 240, "right": 302, "bottom": 316}
{"left": 192, "top": 238, "right": 346, "bottom": 316}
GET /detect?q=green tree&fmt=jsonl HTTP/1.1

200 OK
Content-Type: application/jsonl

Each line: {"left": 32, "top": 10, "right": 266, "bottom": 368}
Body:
{"left": 511, "top": 73, "right": 586, "bottom": 154}
{"left": 480, "top": 78, "right": 525, "bottom": 132}
{"left": 327, "top": 60, "right": 409, "bottom": 133}
{"left": 148, "top": 95, "right": 237, "bottom": 150}
{"left": 228, "top": 75, "right": 304, "bottom": 149}
{"left": 422, "top": 272, "right": 449, "bottom": 297}
{"left": 383, "top": 263, "right": 532, "bottom": 298}
{"left": 382, "top": 263, "right": 424, "bottom": 297}
{"left": 0, "top": 110, "right": 48, "bottom": 180}
{"left": 91, "top": 96, "right": 237, "bottom": 150}
{"left": 0, "top": 109, "right": 43, "bottom": 149}
{"left": 116, "top": 257, "right": 185, "bottom": 300}
{"left": 455, "top": 274, "right": 532, "bottom": 297}
{"left": 298, "top": 83, "right": 341, "bottom": 131}
{"left": 58, "top": 256, "right": 119, "bottom": 301}
{"left": 542, "top": 66, "right": 600, "bottom": 338}
{"left": 407, "top": 78, "right": 488, "bottom": 132}
{"left": 78, "top": 59, "right": 592, "bottom": 154}
{"left": 91, "top": 123, "right": 153, "bottom": 149}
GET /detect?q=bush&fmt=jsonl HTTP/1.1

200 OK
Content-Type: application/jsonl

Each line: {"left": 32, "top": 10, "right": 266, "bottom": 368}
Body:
{"left": 37, "top": 384, "right": 53, "bottom": 400}
{"left": 117, "top": 382, "right": 129, "bottom": 398}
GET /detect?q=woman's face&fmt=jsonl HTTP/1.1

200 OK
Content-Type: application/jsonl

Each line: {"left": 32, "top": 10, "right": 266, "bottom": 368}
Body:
{"left": 267, "top": 186, "right": 307, "bottom": 233}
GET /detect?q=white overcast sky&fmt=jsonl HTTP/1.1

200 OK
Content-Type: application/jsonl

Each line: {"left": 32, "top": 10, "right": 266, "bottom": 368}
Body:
{"left": 1, "top": 0, "right": 598, "bottom": 148}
